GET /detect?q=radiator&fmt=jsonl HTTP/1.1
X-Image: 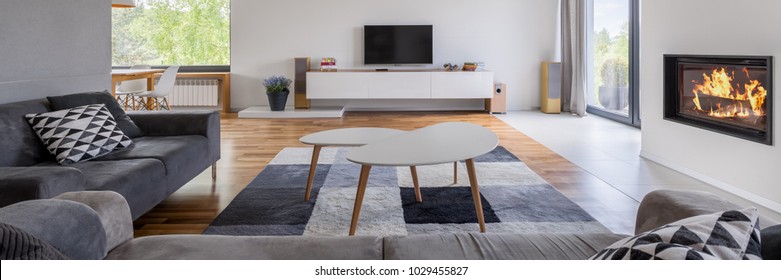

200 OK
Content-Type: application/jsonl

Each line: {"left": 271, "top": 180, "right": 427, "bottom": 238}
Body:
{"left": 168, "top": 79, "right": 219, "bottom": 106}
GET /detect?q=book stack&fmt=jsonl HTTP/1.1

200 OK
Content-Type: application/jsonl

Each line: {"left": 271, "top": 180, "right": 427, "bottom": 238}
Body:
{"left": 462, "top": 62, "right": 479, "bottom": 71}
{"left": 320, "top": 57, "right": 337, "bottom": 71}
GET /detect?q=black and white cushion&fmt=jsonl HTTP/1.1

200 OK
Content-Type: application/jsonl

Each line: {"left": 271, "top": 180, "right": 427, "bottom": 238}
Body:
{"left": 25, "top": 104, "right": 133, "bottom": 165}
{"left": 590, "top": 208, "right": 761, "bottom": 260}
{"left": 47, "top": 91, "right": 144, "bottom": 138}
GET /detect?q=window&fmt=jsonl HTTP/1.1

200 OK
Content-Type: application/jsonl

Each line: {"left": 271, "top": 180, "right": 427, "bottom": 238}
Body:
{"left": 586, "top": 0, "right": 640, "bottom": 126}
{"left": 111, "top": 0, "right": 230, "bottom": 67}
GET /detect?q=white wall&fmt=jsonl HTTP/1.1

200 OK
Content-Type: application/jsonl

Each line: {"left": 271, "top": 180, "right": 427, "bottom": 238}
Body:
{"left": 0, "top": 0, "right": 111, "bottom": 104}
{"left": 230, "top": 0, "right": 558, "bottom": 111}
{"left": 640, "top": 0, "right": 781, "bottom": 213}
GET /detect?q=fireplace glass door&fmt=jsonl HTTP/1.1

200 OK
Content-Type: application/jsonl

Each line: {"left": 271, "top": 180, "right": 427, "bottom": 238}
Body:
{"left": 663, "top": 55, "right": 773, "bottom": 145}
{"left": 679, "top": 63, "right": 769, "bottom": 132}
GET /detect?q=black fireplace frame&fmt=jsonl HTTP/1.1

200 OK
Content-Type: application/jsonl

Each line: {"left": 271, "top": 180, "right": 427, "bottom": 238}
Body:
{"left": 663, "top": 54, "right": 773, "bottom": 145}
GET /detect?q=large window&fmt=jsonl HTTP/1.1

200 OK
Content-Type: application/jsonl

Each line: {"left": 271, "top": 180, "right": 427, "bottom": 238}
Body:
{"left": 586, "top": 0, "right": 639, "bottom": 126}
{"left": 112, "top": 0, "right": 230, "bottom": 67}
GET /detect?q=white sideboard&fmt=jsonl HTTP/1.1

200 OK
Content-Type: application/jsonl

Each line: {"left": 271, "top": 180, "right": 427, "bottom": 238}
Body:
{"left": 307, "top": 70, "right": 493, "bottom": 100}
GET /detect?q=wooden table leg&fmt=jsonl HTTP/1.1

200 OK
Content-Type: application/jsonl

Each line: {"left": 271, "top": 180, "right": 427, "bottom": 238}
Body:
{"left": 453, "top": 161, "right": 458, "bottom": 184}
{"left": 145, "top": 75, "right": 156, "bottom": 110}
{"left": 465, "top": 159, "right": 486, "bottom": 233}
{"left": 111, "top": 77, "right": 118, "bottom": 96}
{"left": 349, "top": 165, "right": 372, "bottom": 236}
{"left": 410, "top": 166, "right": 422, "bottom": 202}
{"left": 304, "top": 145, "right": 322, "bottom": 201}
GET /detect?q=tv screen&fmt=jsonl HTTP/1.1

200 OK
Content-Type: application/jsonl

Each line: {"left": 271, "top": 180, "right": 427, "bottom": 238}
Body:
{"left": 364, "top": 25, "right": 433, "bottom": 65}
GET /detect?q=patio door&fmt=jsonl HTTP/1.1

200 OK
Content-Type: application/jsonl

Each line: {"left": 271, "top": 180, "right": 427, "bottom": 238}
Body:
{"left": 585, "top": 0, "right": 640, "bottom": 126}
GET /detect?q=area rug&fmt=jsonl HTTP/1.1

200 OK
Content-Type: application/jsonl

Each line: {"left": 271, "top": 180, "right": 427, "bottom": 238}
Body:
{"left": 204, "top": 146, "right": 610, "bottom": 236}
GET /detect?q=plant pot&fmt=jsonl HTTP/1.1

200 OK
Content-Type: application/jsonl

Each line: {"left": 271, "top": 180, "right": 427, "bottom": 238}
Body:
{"left": 598, "top": 86, "right": 628, "bottom": 110}
{"left": 267, "top": 89, "right": 290, "bottom": 111}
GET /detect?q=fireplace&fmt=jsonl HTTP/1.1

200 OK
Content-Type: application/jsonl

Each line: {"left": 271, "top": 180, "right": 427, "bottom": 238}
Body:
{"left": 664, "top": 55, "right": 773, "bottom": 145}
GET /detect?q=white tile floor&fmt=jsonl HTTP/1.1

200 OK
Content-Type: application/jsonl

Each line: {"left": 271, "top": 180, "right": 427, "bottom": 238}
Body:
{"left": 496, "top": 111, "right": 780, "bottom": 225}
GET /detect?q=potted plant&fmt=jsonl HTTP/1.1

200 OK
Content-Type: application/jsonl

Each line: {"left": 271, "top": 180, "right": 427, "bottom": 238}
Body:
{"left": 598, "top": 58, "right": 629, "bottom": 110}
{"left": 263, "top": 75, "right": 292, "bottom": 111}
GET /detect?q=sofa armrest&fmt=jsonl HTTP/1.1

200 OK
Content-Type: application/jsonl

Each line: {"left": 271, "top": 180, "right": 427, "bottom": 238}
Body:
{"left": 55, "top": 191, "right": 133, "bottom": 254}
{"left": 127, "top": 111, "right": 220, "bottom": 163}
{"left": 635, "top": 190, "right": 743, "bottom": 234}
{"left": 0, "top": 167, "right": 85, "bottom": 207}
{"left": 0, "top": 198, "right": 107, "bottom": 259}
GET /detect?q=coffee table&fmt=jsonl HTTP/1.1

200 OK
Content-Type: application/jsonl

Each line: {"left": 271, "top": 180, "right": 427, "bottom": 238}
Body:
{"left": 346, "top": 122, "right": 499, "bottom": 236}
{"left": 300, "top": 127, "right": 461, "bottom": 202}
{"left": 299, "top": 128, "right": 405, "bottom": 201}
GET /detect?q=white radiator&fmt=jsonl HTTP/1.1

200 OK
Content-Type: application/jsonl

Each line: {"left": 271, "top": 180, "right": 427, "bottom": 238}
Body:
{"left": 169, "top": 79, "right": 219, "bottom": 106}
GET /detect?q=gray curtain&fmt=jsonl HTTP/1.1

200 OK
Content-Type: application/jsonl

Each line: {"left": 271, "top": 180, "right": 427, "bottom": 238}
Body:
{"left": 560, "top": 0, "right": 587, "bottom": 116}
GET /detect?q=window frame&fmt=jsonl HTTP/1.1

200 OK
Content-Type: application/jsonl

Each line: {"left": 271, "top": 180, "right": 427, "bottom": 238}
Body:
{"left": 111, "top": 65, "right": 230, "bottom": 72}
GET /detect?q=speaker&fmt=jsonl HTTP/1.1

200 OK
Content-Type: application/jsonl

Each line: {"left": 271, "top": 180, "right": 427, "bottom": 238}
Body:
{"left": 540, "top": 61, "right": 561, "bottom": 113}
{"left": 485, "top": 82, "right": 506, "bottom": 114}
{"left": 294, "top": 57, "right": 311, "bottom": 109}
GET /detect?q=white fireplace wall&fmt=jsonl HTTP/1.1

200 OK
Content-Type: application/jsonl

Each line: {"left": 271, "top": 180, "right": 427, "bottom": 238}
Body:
{"left": 640, "top": 0, "right": 781, "bottom": 215}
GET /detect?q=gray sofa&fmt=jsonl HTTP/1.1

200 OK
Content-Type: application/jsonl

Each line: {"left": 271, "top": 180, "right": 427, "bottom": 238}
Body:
{"left": 0, "top": 190, "right": 777, "bottom": 260}
{"left": 0, "top": 97, "right": 220, "bottom": 219}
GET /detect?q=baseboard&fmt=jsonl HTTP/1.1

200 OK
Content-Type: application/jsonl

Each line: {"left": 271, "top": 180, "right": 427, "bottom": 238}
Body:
{"left": 344, "top": 106, "right": 485, "bottom": 112}
{"left": 233, "top": 106, "right": 487, "bottom": 113}
{"left": 237, "top": 106, "right": 345, "bottom": 118}
{"left": 640, "top": 150, "right": 781, "bottom": 214}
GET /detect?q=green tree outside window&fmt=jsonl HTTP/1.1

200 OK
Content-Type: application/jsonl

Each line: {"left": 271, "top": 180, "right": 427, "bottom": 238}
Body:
{"left": 112, "top": 0, "right": 230, "bottom": 66}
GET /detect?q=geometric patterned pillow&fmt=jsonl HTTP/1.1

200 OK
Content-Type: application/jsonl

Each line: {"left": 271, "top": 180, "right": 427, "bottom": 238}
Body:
{"left": 25, "top": 104, "right": 133, "bottom": 165}
{"left": 590, "top": 208, "right": 761, "bottom": 260}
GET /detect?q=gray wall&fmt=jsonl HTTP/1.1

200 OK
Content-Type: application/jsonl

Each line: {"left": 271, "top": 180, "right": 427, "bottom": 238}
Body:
{"left": 0, "top": 0, "right": 111, "bottom": 104}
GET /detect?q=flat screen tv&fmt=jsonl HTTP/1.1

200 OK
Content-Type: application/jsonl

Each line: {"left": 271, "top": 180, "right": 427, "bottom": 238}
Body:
{"left": 364, "top": 25, "right": 433, "bottom": 65}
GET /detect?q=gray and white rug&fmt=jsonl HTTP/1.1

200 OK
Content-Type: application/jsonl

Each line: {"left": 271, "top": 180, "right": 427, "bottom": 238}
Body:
{"left": 204, "top": 146, "right": 610, "bottom": 236}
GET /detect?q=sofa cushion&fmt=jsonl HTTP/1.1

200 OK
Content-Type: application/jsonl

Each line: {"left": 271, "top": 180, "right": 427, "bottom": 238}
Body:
{"left": 384, "top": 232, "right": 628, "bottom": 260}
{"left": 0, "top": 166, "right": 85, "bottom": 207}
{"left": 635, "top": 190, "right": 765, "bottom": 234}
{"left": 95, "top": 135, "right": 210, "bottom": 192}
{"left": 0, "top": 223, "right": 68, "bottom": 260}
{"left": 105, "top": 235, "right": 383, "bottom": 260}
{"left": 37, "top": 158, "right": 167, "bottom": 220}
{"left": 127, "top": 111, "right": 221, "bottom": 165}
{"left": 0, "top": 199, "right": 107, "bottom": 260}
{"left": 25, "top": 104, "right": 134, "bottom": 165}
{"left": 0, "top": 99, "right": 53, "bottom": 166}
{"left": 47, "top": 91, "right": 143, "bottom": 138}
{"left": 591, "top": 208, "right": 761, "bottom": 260}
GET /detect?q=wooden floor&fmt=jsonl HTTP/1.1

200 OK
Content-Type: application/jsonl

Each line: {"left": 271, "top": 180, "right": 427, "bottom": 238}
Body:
{"left": 133, "top": 111, "right": 639, "bottom": 237}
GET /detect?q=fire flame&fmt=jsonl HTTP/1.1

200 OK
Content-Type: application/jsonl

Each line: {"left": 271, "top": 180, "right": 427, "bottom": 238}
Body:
{"left": 691, "top": 67, "right": 766, "bottom": 118}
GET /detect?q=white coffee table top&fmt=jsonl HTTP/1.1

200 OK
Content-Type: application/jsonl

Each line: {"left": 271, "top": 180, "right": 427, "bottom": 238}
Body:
{"left": 347, "top": 122, "right": 499, "bottom": 166}
{"left": 300, "top": 127, "right": 405, "bottom": 146}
